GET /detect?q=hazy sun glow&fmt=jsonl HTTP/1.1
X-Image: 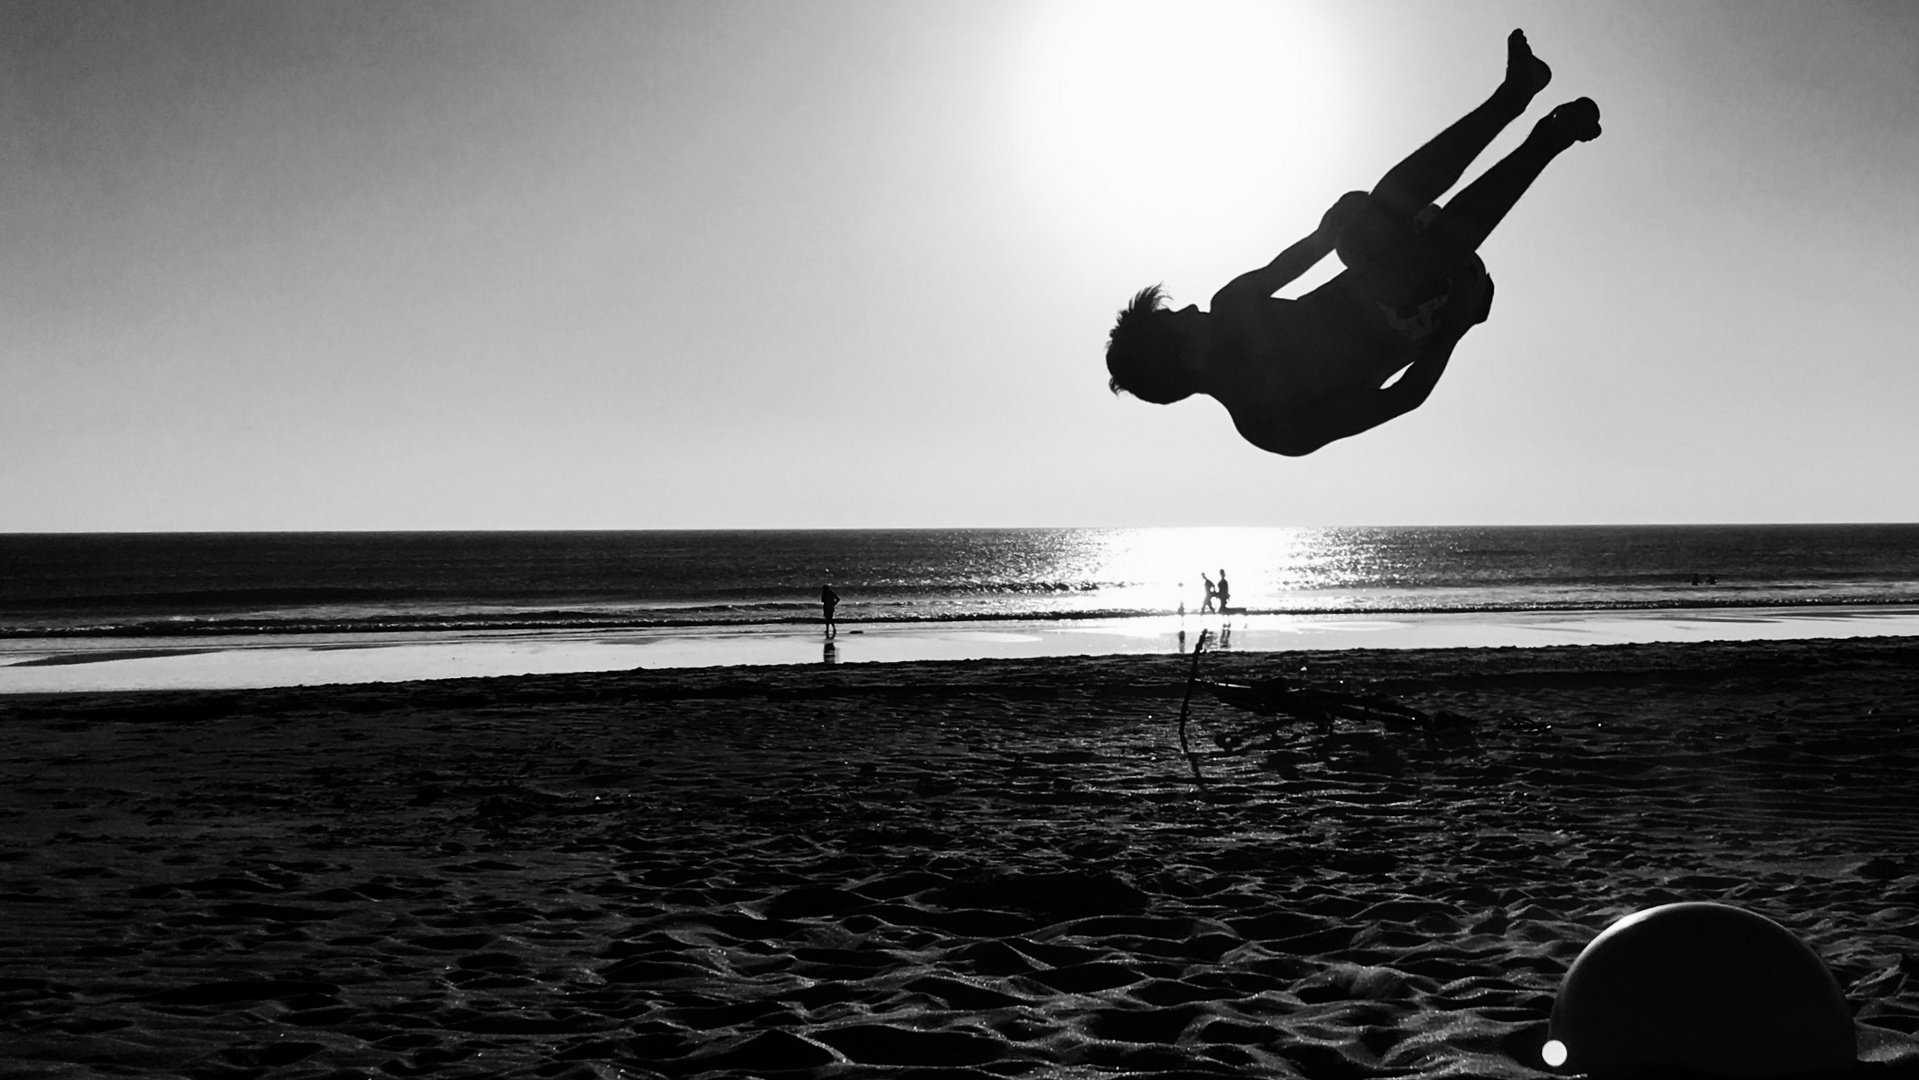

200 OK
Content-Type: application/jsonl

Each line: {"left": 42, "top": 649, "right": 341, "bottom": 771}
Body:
{"left": 1011, "top": 0, "right": 1352, "bottom": 233}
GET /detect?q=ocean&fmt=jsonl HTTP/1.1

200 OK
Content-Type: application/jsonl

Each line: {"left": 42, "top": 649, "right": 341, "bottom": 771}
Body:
{"left": 5, "top": 525, "right": 1918, "bottom": 639}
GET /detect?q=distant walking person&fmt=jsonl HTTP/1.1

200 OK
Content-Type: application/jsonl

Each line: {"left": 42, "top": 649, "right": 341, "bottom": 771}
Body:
{"left": 1201, "top": 573, "right": 1217, "bottom": 614}
{"left": 1105, "top": 30, "right": 1600, "bottom": 454}
{"left": 1216, "top": 569, "right": 1231, "bottom": 613}
{"left": 821, "top": 584, "right": 840, "bottom": 633}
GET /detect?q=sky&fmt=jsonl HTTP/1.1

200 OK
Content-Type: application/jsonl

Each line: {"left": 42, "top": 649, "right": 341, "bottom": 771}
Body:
{"left": 4, "top": 0, "right": 1916, "bottom": 531}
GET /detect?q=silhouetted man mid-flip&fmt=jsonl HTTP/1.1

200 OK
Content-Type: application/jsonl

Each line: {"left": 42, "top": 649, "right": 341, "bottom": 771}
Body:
{"left": 1105, "top": 31, "right": 1600, "bottom": 456}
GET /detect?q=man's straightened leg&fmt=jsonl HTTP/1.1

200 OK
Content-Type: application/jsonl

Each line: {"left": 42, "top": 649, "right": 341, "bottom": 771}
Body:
{"left": 1368, "top": 29, "right": 1551, "bottom": 218}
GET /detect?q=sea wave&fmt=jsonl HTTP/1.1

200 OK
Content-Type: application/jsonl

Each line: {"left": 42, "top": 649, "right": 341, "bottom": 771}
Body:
{"left": 4, "top": 592, "right": 1916, "bottom": 638}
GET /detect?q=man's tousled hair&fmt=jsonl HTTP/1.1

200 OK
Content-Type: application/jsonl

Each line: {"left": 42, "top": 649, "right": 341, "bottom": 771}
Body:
{"left": 1104, "top": 284, "right": 1194, "bottom": 404}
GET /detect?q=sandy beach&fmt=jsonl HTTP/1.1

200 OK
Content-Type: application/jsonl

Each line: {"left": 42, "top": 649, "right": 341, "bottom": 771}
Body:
{"left": 3, "top": 637, "right": 1917, "bottom": 1079}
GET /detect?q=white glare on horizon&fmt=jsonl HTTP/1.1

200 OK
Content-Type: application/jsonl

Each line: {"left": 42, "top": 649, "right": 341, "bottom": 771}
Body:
{"left": 1085, "top": 526, "right": 1327, "bottom": 610}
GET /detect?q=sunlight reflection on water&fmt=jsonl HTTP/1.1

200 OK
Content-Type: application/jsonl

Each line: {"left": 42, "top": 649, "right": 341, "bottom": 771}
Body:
{"left": 1074, "top": 526, "right": 1367, "bottom": 612}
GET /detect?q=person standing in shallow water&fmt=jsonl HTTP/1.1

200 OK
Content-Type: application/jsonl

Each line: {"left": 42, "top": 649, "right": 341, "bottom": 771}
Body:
{"left": 820, "top": 584, "right": 840, "bottom": 634}
{"left": 1105, "top": 30, "right": 1600, "bottom": 455}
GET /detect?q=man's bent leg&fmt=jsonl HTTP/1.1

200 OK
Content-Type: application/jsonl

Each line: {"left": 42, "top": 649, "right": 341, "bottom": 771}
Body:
{"left": 1369, "top": 30, "right": 1551, "bottom": 218}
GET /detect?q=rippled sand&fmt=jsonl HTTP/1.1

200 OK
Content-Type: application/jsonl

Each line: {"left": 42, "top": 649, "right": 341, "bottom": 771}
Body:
{"left": 2, "top": 638, "right": 1917, "bottom": 1078}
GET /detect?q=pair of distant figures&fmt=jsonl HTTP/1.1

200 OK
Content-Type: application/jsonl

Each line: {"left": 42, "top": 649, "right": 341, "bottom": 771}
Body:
{"left": 1200, "top": 569, "right": 1232, "bottom": 614}
{"left": 1108, "top": 30, "right": 1600, "bottom": 455}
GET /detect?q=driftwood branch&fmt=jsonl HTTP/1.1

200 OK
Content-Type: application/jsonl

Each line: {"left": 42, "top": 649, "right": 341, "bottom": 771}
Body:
{"left": 1206, "top": 676, "right": 1475, "bottom": 754}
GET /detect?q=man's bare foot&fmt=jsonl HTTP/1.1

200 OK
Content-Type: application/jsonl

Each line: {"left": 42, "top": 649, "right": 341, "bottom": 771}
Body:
{"left": 1545, "top": 97, "right": 1602, "bottom": 143}
{"left": 1500, "top": 29, "right": 1552, "bottom": 104}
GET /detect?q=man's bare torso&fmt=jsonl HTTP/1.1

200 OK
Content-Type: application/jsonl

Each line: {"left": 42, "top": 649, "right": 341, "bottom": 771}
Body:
{"left": 1205, "top": 272, "right": 1422, "bottom": 456}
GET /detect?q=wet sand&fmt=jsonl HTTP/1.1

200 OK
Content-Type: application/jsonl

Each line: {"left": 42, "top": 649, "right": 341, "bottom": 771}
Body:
{"left": 2, "top": 637, "right": 1917, "bottom": 1078}
{"left": 7, "top": 603, "right": 1919, "bottom": 694}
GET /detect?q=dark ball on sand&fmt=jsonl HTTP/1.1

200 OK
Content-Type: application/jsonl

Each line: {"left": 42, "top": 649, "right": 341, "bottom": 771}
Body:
{"left": 1544, "top": 902, "right": 1854, "bottom": 1078}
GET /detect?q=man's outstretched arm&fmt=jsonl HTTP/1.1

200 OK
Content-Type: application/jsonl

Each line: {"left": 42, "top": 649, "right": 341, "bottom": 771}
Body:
{"left": 1336, "top": 268, "right": 1492, "bottom": 443}
{"left": 1226, "top": 328, "right": 1461, "bottom": 457}
{"left": 1342, "top": 339, "right": 1460, "bottom": 440}
{"left": 1216, "top": 192, "right": 1370, "bottom": 300}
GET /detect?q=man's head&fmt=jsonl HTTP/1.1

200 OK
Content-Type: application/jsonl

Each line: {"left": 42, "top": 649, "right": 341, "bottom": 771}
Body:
{"left": 1106, "top": 284, "right": 1200, "bottom": 404}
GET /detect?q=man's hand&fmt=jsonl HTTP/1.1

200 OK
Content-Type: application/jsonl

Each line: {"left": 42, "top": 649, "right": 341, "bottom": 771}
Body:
{"left": 1218, "top": 194, "right": 1368, "bottom": 302}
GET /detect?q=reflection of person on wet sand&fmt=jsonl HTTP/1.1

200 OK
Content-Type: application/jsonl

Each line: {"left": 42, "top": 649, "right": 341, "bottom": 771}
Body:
{"left": 1106, "top": 30, "right": 1600, "bottom": 455}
